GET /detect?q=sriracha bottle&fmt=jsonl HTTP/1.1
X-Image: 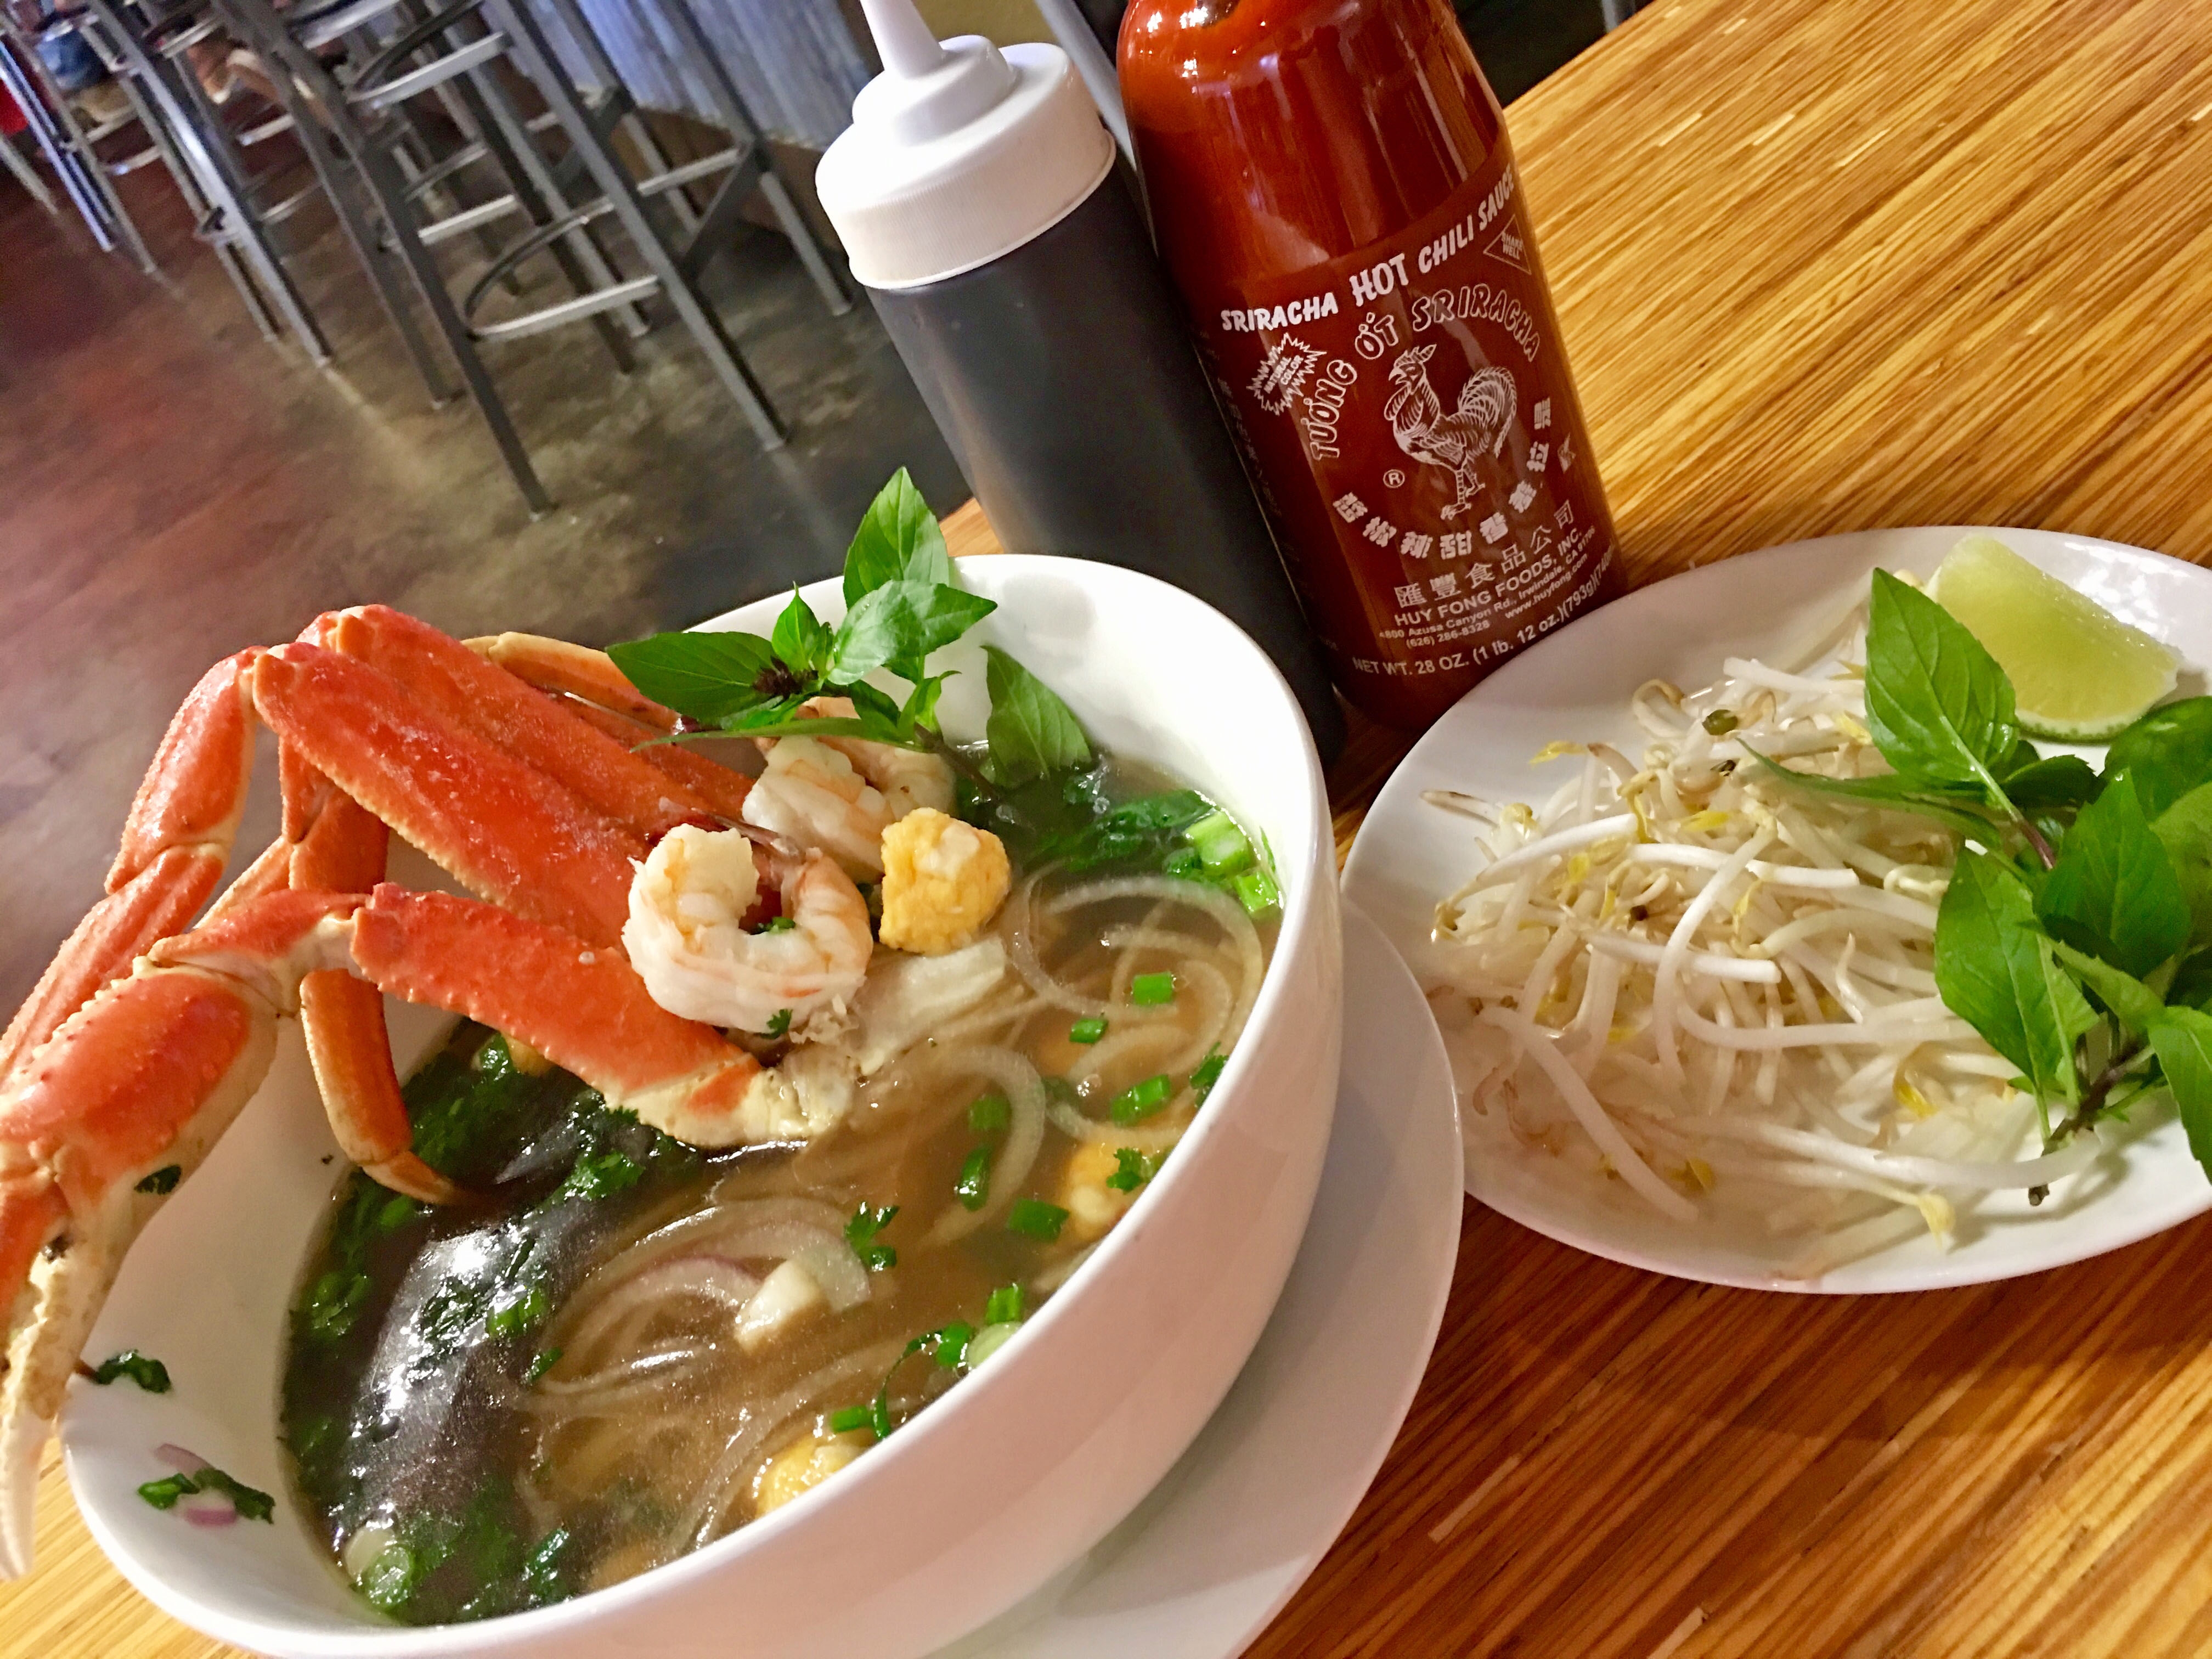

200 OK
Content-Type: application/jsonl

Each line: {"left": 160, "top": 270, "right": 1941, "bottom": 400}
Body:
{"left": 1119, "top": 0, "right": 1622, "bottom": 730}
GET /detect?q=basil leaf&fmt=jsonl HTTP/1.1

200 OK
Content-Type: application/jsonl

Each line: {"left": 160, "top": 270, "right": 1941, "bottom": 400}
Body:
{"left": 843, "top": 469, "right": 952, "bottom": 606}
{"left": 2109, "top": 696, "right": 2212, "bottom": 819}
{"left": 2171, "top": 949, "right": 2212, "bottom": 1012}
{"left": 2151, "top": 780, "right": 2212, "bottom": 946}
{"left": 983, "top": 646, "right": 1092, "bottom": 786}
{"left": 771, "top": 590, "right": 833, "bottom": 683}
{"left": 1864, "top": 569, "right": 2019, "bottom": 800}
{"left": 830, "top": 580, "right": 997, "bottom": 685}
{"left": 843, "top": 678, "right": 907, "bottom": 735}
{"left": 608, "top": 631, "right": 782, "bottom": 724}
{"left": 2149, "top": 1006, "right": 2212, "bottom": 1178}
{"left": 2001, "top": 753, "right": 2100, "bottom": 813}
{"left": 899, "top": 673, "right": 948, "bottom": 738}
{"left": 2047, "top": 939, "right": 2164, "bottom": 1037}
{"left": 1935, "top": 850, "right": 2095, "bottom": 1107}
{"left": 1747, "top": 752, "right": 1995, "bottom": 842}
{"left": 719, "top": 693, "right": 811, "bottom": 735}
{"left": 2037, "top": 776, "right": 2191, "bottom": 975}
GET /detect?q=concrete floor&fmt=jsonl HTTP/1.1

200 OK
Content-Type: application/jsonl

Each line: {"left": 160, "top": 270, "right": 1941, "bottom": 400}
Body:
{"left": 0, "top": 151, "right": 963, "bottom": 1016}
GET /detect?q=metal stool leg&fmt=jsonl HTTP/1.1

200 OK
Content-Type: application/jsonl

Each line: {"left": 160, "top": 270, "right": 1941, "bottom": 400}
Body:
{"left": 487, "top": 0, "right": 783, "bottom": 447}
{"left": 87, "top": 0, "right": 332, "bottom": 361}
{"left": 0, "top": 24, "right": 156, "bottom": 271}
{"left": 646, "top": 0, "right": 849, "bottom": 316}
{"left": 1, "top": 126, "right": 59, "bottom": 214}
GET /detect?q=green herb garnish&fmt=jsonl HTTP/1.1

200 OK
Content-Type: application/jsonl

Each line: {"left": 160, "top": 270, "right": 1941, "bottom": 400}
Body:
{"left": 828, "top": 1405, "right": 874, "bottom": 1436}
{"left": 1069, "top": 1017, "right": 1108, "bottom": 1045}
{"left": 755, "top": 914, "right": 798, "bottom": 934}
{"left": 88, "top": 1350, "right": 171, "bottom": 1392}
{"left": 846, "top": 1203, "right": 899, "bottom": 1271}
{"left": 524, "top": 1347, "right": 562, "bottom": 1384}
{"left": 984, "top": 1283, "right": 1024, "bottom": 1325}
{"left": 139, "top": 1462, "right": 275, "bottom": 1522}
{"left": 135, "top": 1165, "right": 181, "bottom": 1195}
{"left": 1757, "top": 571, "right": 2212, "bottom": 1187}
{"left": 953, "top": 1146, "right": 991, "bottom": 1211}
{"left": 968, "top": 1092, "right": 1011, "bottom": 1132}
{"left": 764, "top": 1008, "right": 793, "bottom": 1040}
{"left": 1106, "top": 1147, "right": 1169, "bottom": 1192}
{"left": 606, "top": 470, "right": 1090, "bottom": 796}
{"left": 1130, "top": 972, "right": 1176, "bottom": 1006}
{"left": 1189, "top": 1047, "right": 1228, "bottom": 1103}
{"left": 934, "top": 1321, "right": 977, "bottom": 1368}
{"left": 1007, "top": 1199, "right": 1069, "bottom": 1241}
{"left": 1110, "top": 1073, "right": 1173, "bottom": 1124}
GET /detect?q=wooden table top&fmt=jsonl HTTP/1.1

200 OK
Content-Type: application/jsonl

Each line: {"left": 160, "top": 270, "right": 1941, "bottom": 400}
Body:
{"left": 13, "top": 0, "right": 2212, "bottom": 1652}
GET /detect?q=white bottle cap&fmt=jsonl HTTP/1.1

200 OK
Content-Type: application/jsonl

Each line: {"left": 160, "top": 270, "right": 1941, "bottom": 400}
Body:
{"left": 816, "top": 0, "right": 1115, "bottom": 292}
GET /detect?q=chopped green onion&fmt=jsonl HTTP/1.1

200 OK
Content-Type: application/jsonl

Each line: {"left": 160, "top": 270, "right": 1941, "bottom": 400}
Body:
{"left": 486, "top": 1283, "right": 551, "bottom": 1338}
{"left": 138, "top": 1474, "right": 197, "bottom": 1511}
{"left": 754, "top": 915, "right": 798, "bottom": 934}
{"left": 935, "top": 1321, "right": 976, "bottom": 1368}
{"left": 828, "top": 1406, "right": 874, "bottom": 1436}
{"left": 1110, "top": 1074, "right": 1173, "bottom": 1125}
{"left": 1189, "top": 1047, "right": 1228, "bottom": 1102}
{"left": 134, "top": 1165, "right": 181, "bottom": 1195}
{"left": 968, "top": 1092, "right": 1011, "bottom": 1133}
{"left": 88, "top": 1350, "right": 171, "bottom": 1393}
{"left": 1163, "top": 844, "right": 1204, "bottom": 879}
{"left": 966, "top": 1322, "right": 1019, "bottom": 1368}
{"left": 1185, "top": 810, "right": 1254, "bottom": 876}
{"left": 1129, "top": 972, "right": 1176, "bottom": 1006}
{"left": 524, "top": 1347, "right": 562, "bottom": 1385}
{"left": 984, "top": 1283, "right": 1024, "bottom": 1325}
{"left": 1007, "top": 1199, "right": 1069, "bottom": 1241}
{"left": 1230, "top": 865, "right": 1279, "bottom": 917}
{"left": 764, "top": 1008, "right": 793, "bottom": 1039}
{"left": 1069, "top": 1017, "right": 1108, "bottom": 1045}
{"left": 139, "top": 1463, "right": 274, "bottom": 1522}
{"left": 954, "top": 1146, "right": 991, "bottom": 1211}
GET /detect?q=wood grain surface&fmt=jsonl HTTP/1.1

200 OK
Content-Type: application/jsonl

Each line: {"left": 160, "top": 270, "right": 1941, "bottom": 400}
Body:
{"left": 12, "top": 0, "right": 2212, "bottom": 1653}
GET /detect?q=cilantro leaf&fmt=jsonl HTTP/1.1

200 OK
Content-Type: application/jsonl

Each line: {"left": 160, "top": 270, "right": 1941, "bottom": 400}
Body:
{"left": 139, "top": 1462, "right": 274, "bottom": 1521}
{"left": 771, "top": 589, "right": 834, "bottom": 682}
{"left": 983, "top": 646, "right": 1092, "bottom": 786}
{"left": 606, "top": 631, "right": 785, "bottom": 724}
{"left": 2037, "top": 777, "right": 2191, "bottom": 976}
{"left": 830, "top": 579, "right": 997, "bottom": 685}
{"left": 843, "top": 468, "right": 952, "bottom": 606}
{"left": 2109, "top": 696, "right": 2212, "bottom": 820}
{"left": 89, "top": 1350, "right": 172, "bottom": 1392}
{"left": 764, "top": 1008, "right": 792, "bottom": 1040}
{"left": 1935, "top": 851, "right": 2096, "bottom": 1111}
{"left": 1864, "top": 569, "right": 2019, "bottom": 803}
{"left": 135, "top": 1165, "right": 181, "bottom": 1195}
{"left": 845, "top": 1203, "right": 899, "bottom": 1271}
{"left": 2149, "top": 1007, "right": 2212, "bottom": 1178}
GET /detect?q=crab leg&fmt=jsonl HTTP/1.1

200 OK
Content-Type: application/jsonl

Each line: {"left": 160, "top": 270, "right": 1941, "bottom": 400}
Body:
{"left": 308, "top": 607, "right": 728, "bottom": 834}
{"left": 469, "top": 631, "right": 757, "bottom": 823}
{"left": 0, "top": 656, "right": 255, "bottom": 1087}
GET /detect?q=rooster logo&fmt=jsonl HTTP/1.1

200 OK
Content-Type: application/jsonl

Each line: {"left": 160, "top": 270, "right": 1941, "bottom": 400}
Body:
{"left": 1383, "top": 346, "right": 1516, "bottom": 521}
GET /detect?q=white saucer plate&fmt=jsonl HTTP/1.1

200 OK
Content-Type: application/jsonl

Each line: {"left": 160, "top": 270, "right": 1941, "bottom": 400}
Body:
{"left": 1343, "top": 525, "right": 2212, "bottom": 1294}
{"left": 934, "top": 902, "right": 1463, "bottom": 1657}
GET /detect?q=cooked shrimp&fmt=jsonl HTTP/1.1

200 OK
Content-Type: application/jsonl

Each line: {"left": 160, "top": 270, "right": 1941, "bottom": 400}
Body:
{"left": 742, "top": 699, "right": 955, "bottom": 881}
{"left": 624, "top": 824, "right": 873, "bottom": 1037}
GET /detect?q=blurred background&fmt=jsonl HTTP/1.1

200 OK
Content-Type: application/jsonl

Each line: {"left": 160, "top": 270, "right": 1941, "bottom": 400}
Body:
{"left": 0, "top": 0, "right": 1620, "bottom": 1012}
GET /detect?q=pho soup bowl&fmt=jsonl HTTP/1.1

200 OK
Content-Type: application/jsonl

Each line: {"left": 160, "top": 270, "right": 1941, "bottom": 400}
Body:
{"left": 61, "top": 555, "right": 1344, "bottom": 1658}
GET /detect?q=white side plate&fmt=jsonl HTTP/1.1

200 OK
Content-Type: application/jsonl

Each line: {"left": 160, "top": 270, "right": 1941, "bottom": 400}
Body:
{"left": 1344, "top": 525, "right": 2212, "bottom": 1294}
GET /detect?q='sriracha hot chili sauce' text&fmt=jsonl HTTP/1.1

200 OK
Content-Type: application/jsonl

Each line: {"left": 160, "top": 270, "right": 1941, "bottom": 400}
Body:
{"left": 1119, "top": 0, "right": 1622, "bottom": 729}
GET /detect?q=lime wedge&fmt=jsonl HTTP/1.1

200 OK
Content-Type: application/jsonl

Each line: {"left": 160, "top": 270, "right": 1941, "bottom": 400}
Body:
{"left": 1928, "top": 535, "right": 2180, "bottom": 741}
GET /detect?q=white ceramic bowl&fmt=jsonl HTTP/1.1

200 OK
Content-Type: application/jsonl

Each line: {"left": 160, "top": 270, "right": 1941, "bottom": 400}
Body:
{"left": 58, "top": 556, "right": 1344, "bottom": 1658}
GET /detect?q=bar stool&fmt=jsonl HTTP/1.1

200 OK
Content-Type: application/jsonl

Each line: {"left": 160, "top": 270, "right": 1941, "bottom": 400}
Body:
{"left": 0, "top": 8, "right": 157, "bottom": 269}
{"left": 76, "top": 0, "right": 333, "bottom": 357}
{"left": 213, "top": 0, "right": 789, "bottom": 515}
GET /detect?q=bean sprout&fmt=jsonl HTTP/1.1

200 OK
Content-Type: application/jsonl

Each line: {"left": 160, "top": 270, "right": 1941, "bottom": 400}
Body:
{"left": 1425, "top": 614, "right": 2104, "bottom": 1274}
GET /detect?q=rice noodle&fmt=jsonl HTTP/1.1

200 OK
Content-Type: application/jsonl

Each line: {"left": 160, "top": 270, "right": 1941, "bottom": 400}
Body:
{"left": 1424, "top": 608, "right": 2114, "bottom": 1274}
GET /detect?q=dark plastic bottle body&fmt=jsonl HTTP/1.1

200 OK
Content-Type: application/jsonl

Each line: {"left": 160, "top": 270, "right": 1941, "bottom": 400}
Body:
{"left": 866, "top": 167, "right": 1346, "bottom": 762}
